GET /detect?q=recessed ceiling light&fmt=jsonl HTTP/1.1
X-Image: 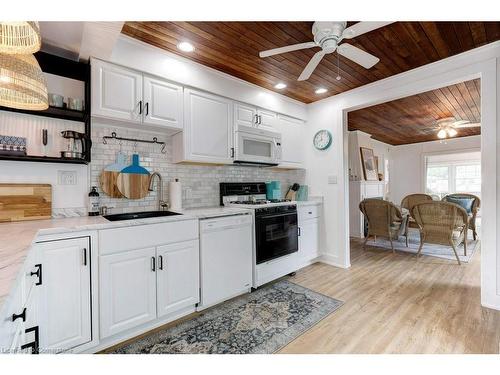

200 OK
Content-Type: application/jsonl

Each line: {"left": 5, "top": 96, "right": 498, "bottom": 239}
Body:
{"left": 274, "top": 83, "right": 287, "bottom": 89}
{"left": 177, "top": 41, "right": 195, "bottom": 52}
{"left": 315, "top": 88, "right": 328, "bottom": 94}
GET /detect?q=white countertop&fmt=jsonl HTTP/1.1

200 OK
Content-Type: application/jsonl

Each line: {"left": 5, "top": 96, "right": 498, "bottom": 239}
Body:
{"left": 0, "top": 206, "right": 250, "bottom": 309}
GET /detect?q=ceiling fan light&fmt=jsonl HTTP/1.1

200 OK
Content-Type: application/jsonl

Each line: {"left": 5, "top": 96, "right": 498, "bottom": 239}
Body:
{"left": 0, "top": 53, "right": 48, "bottom": 110}
{"left": 315, "top": 87, "right": 327, "bottom": 94}
{"left": 437, "top": 129, "right": 447, "bottom": 139}
{"left": 447, "top": 128, "right": 458, "bottom": 137}
{"left": 0, "top": 22, "right": 41, "bottom": 54}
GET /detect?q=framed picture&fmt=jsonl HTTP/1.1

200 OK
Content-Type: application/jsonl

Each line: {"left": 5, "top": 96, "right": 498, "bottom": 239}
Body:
{"left": 360, "top": 147, "right": 378, "bottom": 181}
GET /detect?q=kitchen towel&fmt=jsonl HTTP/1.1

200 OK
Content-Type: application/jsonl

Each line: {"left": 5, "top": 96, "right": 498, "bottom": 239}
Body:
{"left": 169, "top": 179, "right": 182, "bottom": 212}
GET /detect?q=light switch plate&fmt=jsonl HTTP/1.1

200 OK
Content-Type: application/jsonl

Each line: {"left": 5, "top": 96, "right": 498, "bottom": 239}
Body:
{"left": 58, "top": 170, "right": 77, "bottom": 185}
{"left": 328, "top": 175, "right": 338, "bottom": 184}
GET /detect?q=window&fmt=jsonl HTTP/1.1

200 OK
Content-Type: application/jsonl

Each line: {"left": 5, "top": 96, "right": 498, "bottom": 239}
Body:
{"left": 425, "top": 151, "right": 481, "bottom": 198}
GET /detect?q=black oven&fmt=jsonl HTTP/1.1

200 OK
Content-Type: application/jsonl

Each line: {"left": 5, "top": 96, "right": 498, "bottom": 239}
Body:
{"left": 255, "top": 205, "right": 298, "bottom": 264}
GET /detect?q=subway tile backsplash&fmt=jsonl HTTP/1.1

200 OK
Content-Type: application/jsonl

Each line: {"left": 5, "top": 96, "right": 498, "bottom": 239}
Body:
{"left": 91, "top": 125, "right": 305, "bottom": 213}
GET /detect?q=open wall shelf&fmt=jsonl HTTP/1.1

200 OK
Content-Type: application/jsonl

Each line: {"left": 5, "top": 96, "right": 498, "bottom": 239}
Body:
{"left": 0, "top": 51, "right": 91, "bottom": 165}
{"left": 0, "top": 154, "right": 88, "bottom": 165}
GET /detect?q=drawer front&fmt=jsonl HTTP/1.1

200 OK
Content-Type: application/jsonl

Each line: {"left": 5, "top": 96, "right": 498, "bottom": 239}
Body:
{"left": 298, "top": 205, "right": 320, "bottom": 221}
{"left": 99, "top": 219, "right": 199, "bottom": 255}
{"left": 0, "top": 283, "right": 24, "bottom": 351}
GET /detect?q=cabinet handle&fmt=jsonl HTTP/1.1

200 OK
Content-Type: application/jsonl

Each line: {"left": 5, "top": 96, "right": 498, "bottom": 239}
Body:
{"left": 151, "top": 256, "right": 156, "bottom": 272}
{"left": 145, "top": 102, "right": 149, "bottom": 116}
{"left": 21, "top": 326, "right": 39, "bottom": 354}
{"left": 83, "top": 248, "right": 87, "bottom": 266}
{"left": 308, "top": 211, "right": 313, "bottom": 215}
{"left": 258, "top": 115, "right": 262, "bottom": 124}
{"left": 230, "top": 147, "right": 235, "bottom": 158}
{"left": 139, "top": 100, "right": 143, "bottom": 115}
{"left": 30, "top": 264, "right": 42, "bottom": 286}
{"left": 298, "top": 227, "right": 301, "bottom": 236}
{"left": 254, "top": 114, "right": 258, "bottom": 125}
{"left": 12, "top": 307, "right": 26, "bottom": 322}
{"left": 158, "top": 255, "right": 163, "bottom": 270}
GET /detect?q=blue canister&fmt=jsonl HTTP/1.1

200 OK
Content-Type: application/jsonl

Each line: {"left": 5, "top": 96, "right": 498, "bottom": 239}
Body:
{"left": 266, "top": 181, "right": 281, "bottom": 200}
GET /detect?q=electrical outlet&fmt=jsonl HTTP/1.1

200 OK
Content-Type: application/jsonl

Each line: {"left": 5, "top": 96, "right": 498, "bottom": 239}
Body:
{"left": 58, "top": 170, "right": 77, "bottom": 185}
{"left": 328, "top": 175, "right": 338, "bottom": 184}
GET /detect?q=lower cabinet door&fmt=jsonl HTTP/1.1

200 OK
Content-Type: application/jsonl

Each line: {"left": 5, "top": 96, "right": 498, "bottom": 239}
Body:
{"left": 298, "top": 218, "right": 319, "bottom": 263}
{"left": 100, "top": 247, "right": 157, "bottom": 338}
{"left": 37, "top": 237, "right": 91, "bottom": 353}
{"left": 156, "top": 240, "right": 200, "bottom": 318}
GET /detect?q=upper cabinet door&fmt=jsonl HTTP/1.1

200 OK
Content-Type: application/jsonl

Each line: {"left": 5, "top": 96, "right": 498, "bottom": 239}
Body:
{"left": 257, "top": 108, "right": 278, "bottom": 132}
{"left": 276, "top": 115, "right": 305, "bottom": 168}
{"left": 36, "top": 237, "right": 91, "bottom": 352}
{"left": 91, "top": 60, "right": 143, "bottom": 123}
{"left": 99, "top": 247, "right": 157, "bottom": 339}
{"left": 156, "top": 240, "right": 200, "bottom": 318}
{"left": 183, "top": 88, "right": 234, "bottom": 164}
{"left": 234, "top": 103, "right": 257, "bottom": 131}
{"left": 143, "top": 75, "right": 183, "bottom": 130}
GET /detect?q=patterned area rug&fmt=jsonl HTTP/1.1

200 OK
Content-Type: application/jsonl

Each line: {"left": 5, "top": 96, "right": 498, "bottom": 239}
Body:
{"left": 112, "top": 280, "right": 343, "bottom": 354}
{"left": 365, "top": 228, "right": 479, "bottom": 263}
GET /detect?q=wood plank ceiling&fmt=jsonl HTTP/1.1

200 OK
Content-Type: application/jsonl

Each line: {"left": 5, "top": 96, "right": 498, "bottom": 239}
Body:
{"left": 348, "top": 78, "right": 481, "bottom": 145}
{"left": 122, "top": 22, "right": 499, "bottom": 103}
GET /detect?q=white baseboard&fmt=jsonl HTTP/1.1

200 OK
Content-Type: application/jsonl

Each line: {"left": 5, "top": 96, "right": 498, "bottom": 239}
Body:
{"left": 318, "top": 254, "right": 351, "bottom": 269}
{"left": 481, "top": 301, "right": 500, "bottom": 311}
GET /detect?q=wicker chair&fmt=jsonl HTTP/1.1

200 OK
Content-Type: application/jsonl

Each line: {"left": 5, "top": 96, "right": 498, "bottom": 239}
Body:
{"left": 359, "top": 199, "right": 404, "bottom": 253}
{"left": 401, "top": 194, "right": 433, "bottom": 247}
{"left": 411, "top": 201, "right": 468, "bottom": 265}
{"left": 442, "top": 193, "right": 480, "bottom": 241}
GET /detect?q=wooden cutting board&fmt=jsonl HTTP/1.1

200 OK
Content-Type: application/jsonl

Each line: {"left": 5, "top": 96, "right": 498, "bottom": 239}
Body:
{"left": 0, "top": 183, "right": 52, "bottom": 222}
{"left": 116, "top": 173, "right": 150, "bottom": 199}
{"left": 100, "top": 171, "right": 124, "bottom": 198}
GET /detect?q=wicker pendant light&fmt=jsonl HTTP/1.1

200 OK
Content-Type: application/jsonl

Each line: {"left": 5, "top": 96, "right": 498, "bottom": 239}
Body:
{"left": 0, "top": 54, "right": 48, "bottom": 110}
{"left": 0, "top": 22, "right": 41, "bottom": 54}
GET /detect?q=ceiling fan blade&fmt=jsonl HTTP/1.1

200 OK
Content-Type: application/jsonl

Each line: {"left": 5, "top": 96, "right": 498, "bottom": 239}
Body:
{"left": 342, "top": 22, "right": 395, "bottom": 39}
{"left": 454, "top": 122, "right": 481, "bottom": 128}
{"left": 298, "top": 50, "right": 325, "bottom": 81}
{"left": 259, "top": 42, "right": 317, "bottom": 58}
{"left": 337, "top": 43, "right": 379, "bottom": 69}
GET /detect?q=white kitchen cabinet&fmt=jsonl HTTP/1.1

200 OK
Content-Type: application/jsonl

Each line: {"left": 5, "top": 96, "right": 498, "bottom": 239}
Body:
{"left": 36, "top": 237, "right": 91, "bottom": 352}
{"left": 99, "top": 247, "right": 157, "bottom": 339}
{"left": 257, "top": 108, "right": 278, "bottom": 132}
{"left": 143, "top": 75, "right": 183, "bottom": 129}
{"left": 234, "top": 102, "right": 257, "bottom": 130}
{"left": 234, "top": 102, "right": 277, "bottom": 132}
{"left": 275, "top": 115, "right": 305, "bottom": 169}
{"left": 91, "top": 59, "right": 143, "bottom": 122}
{"left": 156, "top": 240, "right": 199, "bottom": 318}
{"left": 173, "top": 88, "right": 234, "bottom": 164}
{"left": 298, "top": 218, "right": 320, "bottom": 263}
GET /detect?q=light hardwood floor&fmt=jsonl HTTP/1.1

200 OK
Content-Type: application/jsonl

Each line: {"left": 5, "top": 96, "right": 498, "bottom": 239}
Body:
{"left": 279, "top": 238, "right": 500, "bottom": 354}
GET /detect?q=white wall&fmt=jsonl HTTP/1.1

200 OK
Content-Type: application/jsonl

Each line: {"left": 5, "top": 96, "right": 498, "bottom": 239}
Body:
{"left": 109, "top": 35, "right": 308, "bottom": 121}
{"left": 303, "top": 41, "right": 499, "bottom": 310}
{"left": 390, "top": 135, "right": 481, "bottom": 204}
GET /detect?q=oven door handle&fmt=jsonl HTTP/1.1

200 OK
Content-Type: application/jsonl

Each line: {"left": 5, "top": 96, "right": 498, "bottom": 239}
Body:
{"left": 256, "top": 212, "right": 297, "bottom": 220}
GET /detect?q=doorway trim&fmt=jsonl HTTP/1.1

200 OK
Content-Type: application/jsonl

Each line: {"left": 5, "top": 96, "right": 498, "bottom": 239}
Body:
{"left": 336, "top": 44, "right": 498, "bottom": 309}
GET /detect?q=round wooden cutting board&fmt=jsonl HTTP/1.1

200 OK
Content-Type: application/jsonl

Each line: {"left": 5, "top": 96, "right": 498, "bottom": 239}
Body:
{"left": 115, "top": 172, "right": 151, "bottom": 199}
{"left": 100, "top": 171, "right": 124, "bottom": 198}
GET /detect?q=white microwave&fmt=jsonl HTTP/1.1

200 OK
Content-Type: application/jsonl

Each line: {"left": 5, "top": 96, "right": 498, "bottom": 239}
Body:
{"left": 233, "top": 127, "right": 282, "bottom": 167}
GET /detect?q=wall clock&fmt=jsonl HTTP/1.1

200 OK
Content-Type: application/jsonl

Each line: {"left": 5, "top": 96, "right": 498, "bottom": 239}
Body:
{"left": 313, "top": 129, "right": 332, "bottom": 150}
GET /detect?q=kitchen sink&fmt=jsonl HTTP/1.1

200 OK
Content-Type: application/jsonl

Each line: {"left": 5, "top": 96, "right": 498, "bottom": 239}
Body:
{"left": 103, "top": 210, "right": 182, "bottom": 221}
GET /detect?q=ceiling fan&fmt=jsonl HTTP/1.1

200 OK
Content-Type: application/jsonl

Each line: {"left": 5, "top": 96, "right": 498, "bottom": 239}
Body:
{"left": 259, "top": 21, "right": 394, "bottom": 81}
{"left": 435, "top": 117, "right": 481, "bottom": 139}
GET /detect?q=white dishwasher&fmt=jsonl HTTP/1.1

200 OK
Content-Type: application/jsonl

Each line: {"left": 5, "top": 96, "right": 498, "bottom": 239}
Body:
{"left": 198, "top": 213, "right": 253, "bottom": 310}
